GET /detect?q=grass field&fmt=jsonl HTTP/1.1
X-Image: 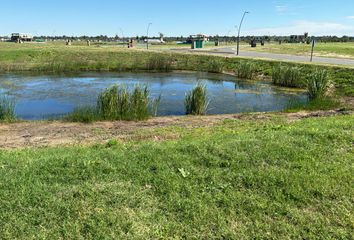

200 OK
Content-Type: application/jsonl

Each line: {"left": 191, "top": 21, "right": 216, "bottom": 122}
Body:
{"left": 0, "top": 114, "right": 353, "bottom": 239}
{"left": 240, "top": 42, "right": 354, "bottom": 59}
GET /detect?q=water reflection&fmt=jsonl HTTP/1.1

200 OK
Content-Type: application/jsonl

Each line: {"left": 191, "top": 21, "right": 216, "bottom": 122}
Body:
{"left": 0, "top": 72, "right": 308, "bottom": 120}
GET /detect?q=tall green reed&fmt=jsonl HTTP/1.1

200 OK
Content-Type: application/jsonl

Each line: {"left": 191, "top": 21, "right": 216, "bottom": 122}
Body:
{"left": 185, "top": 84, "right": 209, "bottom": 115}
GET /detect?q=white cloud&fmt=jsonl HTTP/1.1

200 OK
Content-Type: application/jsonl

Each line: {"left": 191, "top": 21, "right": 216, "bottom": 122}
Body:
{"left": 275, "top": 5, "right": 288, "bottom": 13}
{"left": 347, "top": 16, "right": 354, "bottom": 20}
{"left": 243, "top": 20, "right": 354, "bottom": 36}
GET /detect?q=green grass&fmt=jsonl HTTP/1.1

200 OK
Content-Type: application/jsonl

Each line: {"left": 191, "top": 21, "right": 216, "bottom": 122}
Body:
{"left": 185, "top": 84, "right": 209, "bottom": 115}
{"left": 0, "top": 95, "right": 16, "bottom": 121}
{"left": 0, "top": 115, "right": 353, "bottom": 239}
{"left": 272, "top": 64, "right": 303, "bottom": 87}
{"left": 235, "top": 61, "right": 256, "bottom": 79}
{"left": 241, "top": 42, "right": 354, "bottom": 58}
{"left": 206, "top": 59, "right": 224, "bottom": 73}
{"left": 285, "top": 97, "right": 342, "bottom": 112}
{"left": 66, "top": 85, "right": 153, "bottom": 122}
{"left": 306, "top": 69, "right": 331, "bottom": 100}
{"left": 65, "top": 106, "right": 99, "bottom": 123}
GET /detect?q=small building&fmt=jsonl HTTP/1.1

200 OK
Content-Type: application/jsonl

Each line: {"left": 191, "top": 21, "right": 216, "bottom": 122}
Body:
{"left": 188, "top": 34, "right": 209, "bottom": 49}
{"left": 11, "top": 33, "right": 33, "bottom": 42}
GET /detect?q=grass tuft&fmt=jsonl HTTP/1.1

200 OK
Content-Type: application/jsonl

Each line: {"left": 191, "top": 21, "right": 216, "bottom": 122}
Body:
{"left": 272, "top": 64, "right": 303, "bottom": 87}
{"left": 0, "top": 95, "right": 16, "bottom": 122}
{"left": 306, "top": 69, "right": 331, "bottom": 100}
{"left": 235, "top": 61, "right": 256, "bottom": 79}
{"left": 185, "top": 84, "right": 209, "bottom": 115}
{"left": 66, "top": 85, "right": 155, "bottom": 122}
{"left": 146, "top": 55, "right": 173, "bottom": 72}
{"left": 207, "top": 59, "right": 224, "bottom": 73}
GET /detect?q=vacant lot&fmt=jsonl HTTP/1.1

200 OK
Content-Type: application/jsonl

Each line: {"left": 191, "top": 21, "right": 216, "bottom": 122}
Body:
{"left": 240, "top": 42, "right": 354, "bottom": 59}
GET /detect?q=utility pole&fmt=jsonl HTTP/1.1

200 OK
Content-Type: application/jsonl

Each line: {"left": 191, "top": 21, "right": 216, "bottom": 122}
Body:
{"left": 310, "top": 39, "right": 315, "bottom": 62}
{"left": 146, "top": 23, "right": 152, "bottom": 50}
{"left": 236, "top": 11, "right": 250, "bottom": 56}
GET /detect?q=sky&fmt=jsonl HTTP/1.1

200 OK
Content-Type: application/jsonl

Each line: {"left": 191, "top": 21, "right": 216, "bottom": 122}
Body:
{"left": 0, "top": 0, "right": 353, "bottom": 37}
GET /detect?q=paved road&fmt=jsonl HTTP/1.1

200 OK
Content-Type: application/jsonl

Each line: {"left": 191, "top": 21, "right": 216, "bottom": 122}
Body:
{"left": 171, "top": 47, "right": 354, "bottom": 66}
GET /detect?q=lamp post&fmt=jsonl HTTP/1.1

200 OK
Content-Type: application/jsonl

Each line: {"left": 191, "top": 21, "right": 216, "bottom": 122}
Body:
{"left": 146, "top": 23, "right": 152, "bottom": 50}
{"left": 236, "top": 11, "right": 249, "bottom": 56}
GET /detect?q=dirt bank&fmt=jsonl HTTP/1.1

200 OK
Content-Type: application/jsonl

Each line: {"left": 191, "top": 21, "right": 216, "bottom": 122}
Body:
{"left": 0, "top": 110, "right": 352, "bottom": 149}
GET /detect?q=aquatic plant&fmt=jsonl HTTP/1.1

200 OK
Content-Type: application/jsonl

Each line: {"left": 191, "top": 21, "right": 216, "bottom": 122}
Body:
{"left": 207, "top": 59, "right": 224, "bottom": 73}
{"left": 0, "top": 95, "right": 16, "bottom": 121}
{"left": 236, "top": 61, "right": 256, "bottom": 79}
{"left": 272, "top": 64, "right": 302, "bottom": 87}
{"left": 146, "top": 55, "right": 173, "bottom": 72}
{"left": 306, "top": 69, "right": 331, "bottom": 100}
{"left": 65, "top": 106, "right": 98, "bottom": 123}
{"left": 185, "top": 84, "right": 209, "bottom": 115}
{"left": 97, "top": 85, "right": 151, "bottom": 121}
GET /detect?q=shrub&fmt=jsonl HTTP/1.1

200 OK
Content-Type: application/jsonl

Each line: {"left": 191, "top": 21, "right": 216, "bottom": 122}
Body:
{"left": 0, "top": 95, "right": 16, "bottom": 121}
{"left": 272, "top": 64, "right": 302, "bottom": 87}
{"left": 236, "top": 61, "right": 256, "bottom": 79}
{"left": 185, "top": 84, "right": 209, "bottom": 115}
{"left": 306, "top": 69, "right": 331, "bottom": 100}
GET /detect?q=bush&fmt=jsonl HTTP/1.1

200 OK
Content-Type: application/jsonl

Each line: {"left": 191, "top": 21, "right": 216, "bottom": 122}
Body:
{"left": 185, "top": 84, "right": 209, "bottom": 115}
{"left": 0, "top": 95, "right": 16, "bottom": 121}
{"left": 306, "top": 69, "right": 331, "bottom": 100}
{"left": 236, "top": 61, "right": 256, "bottom": 79}
{"left": 272, "top": 64, "right": 302, "bottom": 87}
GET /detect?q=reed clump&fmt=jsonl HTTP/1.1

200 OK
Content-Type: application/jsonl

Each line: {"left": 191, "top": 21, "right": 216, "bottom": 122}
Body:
{"left": 0, "top": 95, "right": 16, "bottom": 122}
{"left": 207, "top": 59, "right": 224, "bottom": 73}
{"left": 66, "top": 85, "right": 154, "bottom": 122}
{"left": 146, "top": 55, "right": 173, "bottom": 72}
{"left": 272, "top": 64, "right": 302, "bottom": 87}
{"left": 185, "top": 84, "right": 209, "bottom": 115}
{"left": 235, "top": 61, "right": 256, "bottom": 79}
{"left": 306, "top": 69, "right": 331, "bottom": 100}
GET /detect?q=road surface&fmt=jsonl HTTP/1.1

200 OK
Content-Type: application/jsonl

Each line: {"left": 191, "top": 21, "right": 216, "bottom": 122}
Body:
{"left": 171, "top": 47, "right": 354, "bottom": 66}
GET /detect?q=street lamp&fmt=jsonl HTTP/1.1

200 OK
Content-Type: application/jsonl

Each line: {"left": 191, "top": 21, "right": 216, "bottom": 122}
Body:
{"left": 146, "top": 23, "right": 152, "bottom": 50}
{"left": 236, "top": 11, "right": 250, "bottom": 56}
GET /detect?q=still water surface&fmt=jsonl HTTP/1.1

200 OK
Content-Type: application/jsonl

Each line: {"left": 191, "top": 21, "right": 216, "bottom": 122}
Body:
{"left": 0, "top": 72, "right": 308, "bottom": 120}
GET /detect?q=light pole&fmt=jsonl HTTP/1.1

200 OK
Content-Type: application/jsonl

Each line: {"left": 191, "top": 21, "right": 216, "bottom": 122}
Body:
{"left": 236, "top": 11, "right": 249, "bottom": 56}
{"left": 146, "top": 23, "right": 152, "bottom": 50}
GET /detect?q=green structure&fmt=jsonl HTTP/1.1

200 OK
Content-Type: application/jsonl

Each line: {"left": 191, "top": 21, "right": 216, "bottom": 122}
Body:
{"left": 190, "top": 34, "right": 209, "bottom": 49}
{"left": 192, "top": 40, "right": 204, "bottom": 49}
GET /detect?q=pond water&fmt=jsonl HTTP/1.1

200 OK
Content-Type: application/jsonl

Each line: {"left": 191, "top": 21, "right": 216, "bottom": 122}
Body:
{"left": 0, "top": 72, "right": 308, "bottom": 120}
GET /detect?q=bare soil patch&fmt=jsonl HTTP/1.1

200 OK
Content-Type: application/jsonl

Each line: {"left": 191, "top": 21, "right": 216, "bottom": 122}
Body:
{"left": 0, "top": 110, "right": 352, "bottom": 149}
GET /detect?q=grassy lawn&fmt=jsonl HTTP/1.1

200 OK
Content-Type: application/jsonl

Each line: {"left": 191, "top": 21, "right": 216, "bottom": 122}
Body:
{"left": 0, "top": 114, "right": 353, "bottom": 239}
{"left": 240, "top": 42, "right": 354, "bottom": 59}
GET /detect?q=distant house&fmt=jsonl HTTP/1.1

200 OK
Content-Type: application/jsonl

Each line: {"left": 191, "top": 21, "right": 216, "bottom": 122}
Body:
{"left": 11, "top": 33, "right": 33, "bottom": 42}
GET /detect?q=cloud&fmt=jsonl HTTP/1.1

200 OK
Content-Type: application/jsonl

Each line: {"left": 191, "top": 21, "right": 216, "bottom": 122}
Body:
{"left": 275, "top": 5, "right": 288, "bottom": 13}
{"left": 243, "top": 20, "right": 354, "bottom": 36}
{"left": 347, "top": 16, "right": 354, "bottom": 20}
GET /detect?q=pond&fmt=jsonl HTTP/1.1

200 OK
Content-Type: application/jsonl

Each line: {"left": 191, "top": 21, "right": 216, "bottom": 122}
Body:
{"left": 0, "top": 72, "right": 308, "bottom": 120}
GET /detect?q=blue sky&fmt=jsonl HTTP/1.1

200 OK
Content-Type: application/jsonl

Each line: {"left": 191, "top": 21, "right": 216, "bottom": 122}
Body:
{"left": 1, "top": 0, "right": 353, "bottom": 37}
